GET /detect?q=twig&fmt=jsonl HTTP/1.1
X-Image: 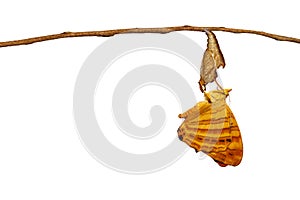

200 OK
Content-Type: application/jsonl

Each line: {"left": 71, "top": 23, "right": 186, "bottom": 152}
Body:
{"left": 0, "top": 25, "right": 299, "bottom": 48}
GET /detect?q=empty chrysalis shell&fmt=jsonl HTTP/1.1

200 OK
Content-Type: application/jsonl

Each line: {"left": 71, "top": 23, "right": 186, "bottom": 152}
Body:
{"left": 206, "top": 30, "right": 225, "bottom": 68}
{"left": 199, "top": 31, "right": 225, "bottom": 92}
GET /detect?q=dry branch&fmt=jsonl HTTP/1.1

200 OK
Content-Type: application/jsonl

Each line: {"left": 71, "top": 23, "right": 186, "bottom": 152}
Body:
{"left": 0, "top": 26, "right": 300, "bottom": 48}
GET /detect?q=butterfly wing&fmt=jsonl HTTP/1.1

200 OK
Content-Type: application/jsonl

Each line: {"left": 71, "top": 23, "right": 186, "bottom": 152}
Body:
{"left": 178, "top": 99, "right": 243, "bottom": 167}
{"left": 207, "top": 105, "right": 243, "bottom": 167}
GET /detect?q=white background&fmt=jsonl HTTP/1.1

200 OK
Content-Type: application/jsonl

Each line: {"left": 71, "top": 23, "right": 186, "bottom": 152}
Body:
{"left": 1, "top": 0, "right": 300, "bottom": 199}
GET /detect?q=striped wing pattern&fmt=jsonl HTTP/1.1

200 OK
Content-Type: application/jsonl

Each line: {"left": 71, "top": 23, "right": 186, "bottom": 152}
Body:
{"left": 178, "top": 90, "right": 243, "bottom": 167}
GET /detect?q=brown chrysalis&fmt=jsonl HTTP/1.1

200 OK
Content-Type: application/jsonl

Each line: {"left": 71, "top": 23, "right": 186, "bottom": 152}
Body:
{"left": 199, "top": 30, "right": 225, "bottom": 92}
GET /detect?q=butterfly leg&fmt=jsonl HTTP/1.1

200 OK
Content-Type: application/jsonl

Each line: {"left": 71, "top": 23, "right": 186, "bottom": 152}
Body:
{"left": 198, "top": 78, "right": 206, "bottom": 93}
{"left": 214, "top": 78, "right": 224, "bottom": 91}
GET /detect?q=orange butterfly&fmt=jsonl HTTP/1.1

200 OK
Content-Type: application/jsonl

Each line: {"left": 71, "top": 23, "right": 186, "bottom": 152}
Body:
{"left": 177, "top": 89, "right": 243, "bottom": 167}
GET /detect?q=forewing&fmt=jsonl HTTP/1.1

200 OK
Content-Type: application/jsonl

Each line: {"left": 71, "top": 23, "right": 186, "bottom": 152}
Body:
{"left": 178, "top": 101, "right": 243, "bottom": 167}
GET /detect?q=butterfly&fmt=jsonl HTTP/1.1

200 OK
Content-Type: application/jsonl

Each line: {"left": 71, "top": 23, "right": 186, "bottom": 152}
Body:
{"left": 177, "top": 89, "right": 243, "bottom": 167}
